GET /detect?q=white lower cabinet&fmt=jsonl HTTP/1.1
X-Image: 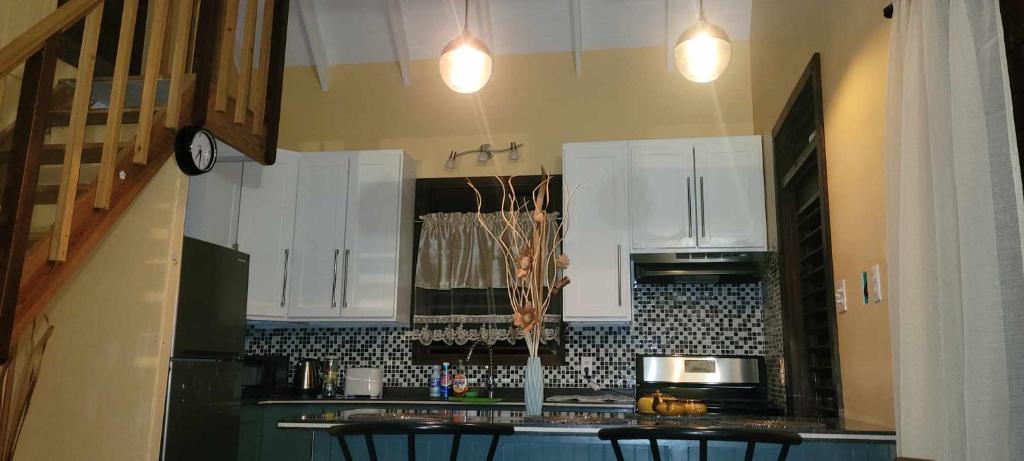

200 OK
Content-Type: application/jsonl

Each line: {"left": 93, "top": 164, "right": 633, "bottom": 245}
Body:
{"left": 562, "top": 142, "right": 633, "bottom": 323}
{"left": 185, "top": 149, "right": 413, "bottom": 325}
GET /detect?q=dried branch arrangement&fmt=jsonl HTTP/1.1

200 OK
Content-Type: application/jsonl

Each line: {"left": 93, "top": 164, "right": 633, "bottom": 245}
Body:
{"left": 468, "top": 170, "right": 573, "bottom": 357}
{"left": 0, "top": 318, "right": 54, "bottom": 460}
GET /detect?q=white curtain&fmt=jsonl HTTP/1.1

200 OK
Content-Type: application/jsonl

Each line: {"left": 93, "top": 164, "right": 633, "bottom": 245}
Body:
{"left": 414, "top": 212, "right": 560, "bottom": 289}
{"left": 886, "top": 1, "right": 1023, "bottom": 460}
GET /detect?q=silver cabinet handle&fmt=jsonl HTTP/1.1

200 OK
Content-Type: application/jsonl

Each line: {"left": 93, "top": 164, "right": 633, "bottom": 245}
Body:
{"left": 279, "top": 249, "right": 289, "bottom": 307}
{"left": 686, "top": 177, "right": 693, "bottom": 238}
{"left": 331, "top": 249, "right": 339, "bottom": 308}
{"left": 616, "top": 244, "right": 622, "bottom": 306}
{"left": 699, "top": 176, "right": 706, "bottom": 238}
{"left": 341, "top": 249, "right": 351, "bottom": 307}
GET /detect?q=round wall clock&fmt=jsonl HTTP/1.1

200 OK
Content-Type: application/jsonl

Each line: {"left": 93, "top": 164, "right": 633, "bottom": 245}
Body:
{"left": 174, "top": 126, "right": 218, "bottom": 176}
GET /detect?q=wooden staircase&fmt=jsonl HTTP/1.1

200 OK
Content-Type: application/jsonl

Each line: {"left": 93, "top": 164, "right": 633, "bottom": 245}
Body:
{"left": 0, "top": 0, "right": 290, "bottom": 362}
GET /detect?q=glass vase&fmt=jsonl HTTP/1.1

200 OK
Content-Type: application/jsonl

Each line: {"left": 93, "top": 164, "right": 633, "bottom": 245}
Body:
{"left": 524, "top": 356, "right": 544, "bottom": 416}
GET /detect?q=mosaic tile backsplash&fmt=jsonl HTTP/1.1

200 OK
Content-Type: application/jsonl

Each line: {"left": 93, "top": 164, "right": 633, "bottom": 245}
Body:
{"left": 246, "top": 282, "right": 778, "bottom": 394}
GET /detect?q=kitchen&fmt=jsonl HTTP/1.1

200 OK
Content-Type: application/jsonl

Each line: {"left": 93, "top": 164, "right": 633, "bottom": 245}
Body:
{"left": 0, "top": 0, "right": 1019, "bottom": 459}
{"left": 162, "top": 1, "right": 900, "bottom": 459}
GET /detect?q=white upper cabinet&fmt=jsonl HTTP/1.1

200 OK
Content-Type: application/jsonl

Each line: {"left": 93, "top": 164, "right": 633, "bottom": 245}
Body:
{"left": 288, "top": 154, "right": 352, "bottom": 319}
{"left": 187, "top": 149, "right": 416, "bottom": 324}
{"left": 237, "top": 152, "right": 299, "bottom": 319}
{"left": 625, "top": 136, "right": 766, "bottom": 253}
{"left": 184, "top": 161, "right": 243, "bottom": 249}
{"left": 629, "top": 140, "right": 697, "bottom": 251}
{"left": 340, "top": 151, "right": 414, "bottom": 323}
{"left": 562, "top": 142, "right": 632, "bottom": 323}
{"left": 693, "top": 136, "right": 766, "bottom": 250}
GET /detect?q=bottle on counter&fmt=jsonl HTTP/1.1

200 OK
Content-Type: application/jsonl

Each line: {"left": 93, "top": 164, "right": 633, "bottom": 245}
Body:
{"left": 440, "top": 362, "right": 451, "bottom": 400}
{"left": 452, "top": 359, "right": 469, "bottom": 397}
{"left": 429, "top": 365, "right": 441, "bottom": 399}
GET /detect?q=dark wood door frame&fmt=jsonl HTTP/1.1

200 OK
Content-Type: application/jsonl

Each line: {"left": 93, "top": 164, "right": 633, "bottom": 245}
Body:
{"left": 1000, "top": 0, "right": 1023, "bottom": 189}
{"left": 771, "top": 54, "right": 844, "bottom": 417}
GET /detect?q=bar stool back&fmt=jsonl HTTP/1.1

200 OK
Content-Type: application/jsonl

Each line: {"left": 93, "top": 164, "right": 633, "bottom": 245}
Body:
{"left": 597, "top": 426, "right": 802, "bottom": 461}
{"left": 328, "top": 421, "right": 514, "bottom": 461}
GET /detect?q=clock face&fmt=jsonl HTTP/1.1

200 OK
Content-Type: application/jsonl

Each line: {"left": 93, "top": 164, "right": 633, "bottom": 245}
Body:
{"left": 174, "top": 126, "right": 218, "bottom": 175}
{"left": 190, "top": 130, "right": 215, "bottom": 171}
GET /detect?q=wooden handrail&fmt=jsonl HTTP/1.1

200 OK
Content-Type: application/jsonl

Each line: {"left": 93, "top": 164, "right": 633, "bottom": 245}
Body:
{"left": 0, "top": 0, "right": 104, "bottom": 76}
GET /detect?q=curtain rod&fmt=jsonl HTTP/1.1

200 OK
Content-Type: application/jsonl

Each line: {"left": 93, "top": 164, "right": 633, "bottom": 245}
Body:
{"left": 883, "top": 3, "right": 893, "bottom": 19}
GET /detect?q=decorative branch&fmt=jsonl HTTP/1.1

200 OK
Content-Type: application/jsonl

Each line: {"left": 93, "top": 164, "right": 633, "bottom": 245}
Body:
{"left": 468, "top": 170, "right": 571, "bottom": 357}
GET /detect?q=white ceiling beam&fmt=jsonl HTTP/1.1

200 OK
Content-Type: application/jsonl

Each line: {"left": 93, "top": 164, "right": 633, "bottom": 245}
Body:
{"left": 297, "top": 0, "right": 330, "bottom": 91}
{"left": 477, "top": 0, "right": 494, "bottom": 50}
{"left": 385, "top": 0, "right": 411, "bottom": 86}
{"left": 571, "top": 0, "right": 582, "bottom": 77}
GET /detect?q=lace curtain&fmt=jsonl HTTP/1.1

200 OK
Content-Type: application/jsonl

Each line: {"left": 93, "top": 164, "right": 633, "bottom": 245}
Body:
{"left": 410, "top": 212, "right": 561, "bottom": 346}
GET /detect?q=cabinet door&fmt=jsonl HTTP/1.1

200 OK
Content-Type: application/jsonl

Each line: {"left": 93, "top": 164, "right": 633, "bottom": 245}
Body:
{"left": 237, "top": 154, "right": 299, "bottom": 319}
{"left": 694, "top": 136, "right": 767, "bottom": 249}
{"left": 288, "top": 154, "right": 351, "bottom": 319}
{"left": 340, "top": 151, "right": 403, "bottom": 321}
{"left": 184, "top": 161, "right": 243, "bottom": 248}
{"left": 562, "top": 142, "right": 632, "bottom": 322}
{"left": 628, "top": 140, "right": 697, "bottom": 251}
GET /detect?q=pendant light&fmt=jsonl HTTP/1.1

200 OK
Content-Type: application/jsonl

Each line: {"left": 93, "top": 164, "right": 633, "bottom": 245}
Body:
{"left": 674, "top": 0, "right": 732, "bottom": 83}
{"left": 439, "top": 0, "right": 493, "bottom": 93}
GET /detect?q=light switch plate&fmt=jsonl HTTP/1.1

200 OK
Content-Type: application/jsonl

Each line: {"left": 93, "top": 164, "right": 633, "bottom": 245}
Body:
{"left": 835, "top": 280, "right": 847, "bottom": 313}
{"left": 869, "top": 264, "right": 883, "bottom": 303}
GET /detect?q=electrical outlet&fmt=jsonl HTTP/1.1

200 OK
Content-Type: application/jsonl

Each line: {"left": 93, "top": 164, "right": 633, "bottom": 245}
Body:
{"left": 861, "top": 271, "right": 869, "bottom": 304}
{"left": 579, "top": 357, "right": 596, "bottom": 378}
{"left": 835, "top": 280, "right": 847, "bottom": 313}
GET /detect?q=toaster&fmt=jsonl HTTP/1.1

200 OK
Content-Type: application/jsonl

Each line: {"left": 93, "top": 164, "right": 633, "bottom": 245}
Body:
{"left": 343, "top": 368, "right": 383, "bottom": 399}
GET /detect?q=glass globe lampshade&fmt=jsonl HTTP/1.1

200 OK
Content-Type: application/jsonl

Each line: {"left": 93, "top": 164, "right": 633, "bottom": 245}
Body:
{"left": 439, "top": 33, "right": 493, "bottom": 94}
{"left": 674, "top": 20, "right": 732, "bottom": 83}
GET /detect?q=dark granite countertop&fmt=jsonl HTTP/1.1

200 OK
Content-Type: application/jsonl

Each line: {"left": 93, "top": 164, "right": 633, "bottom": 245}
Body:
{"left": 275, "top": 406, "right": 895, "bottom": 441}
{"left": 253, "top": 387, "right": 636, "bottom": 408}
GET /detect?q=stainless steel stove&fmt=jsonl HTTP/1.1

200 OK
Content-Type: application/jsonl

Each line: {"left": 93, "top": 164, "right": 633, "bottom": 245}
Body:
{"left": 634, "top": 355, "right": 783, "bottom": 416}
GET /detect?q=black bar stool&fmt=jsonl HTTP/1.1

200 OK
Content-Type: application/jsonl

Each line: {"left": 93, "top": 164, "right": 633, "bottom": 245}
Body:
{"left": 597, "top": 426, "right": 802, "bottom": 461}
{"left": 328, "top": 421, "right": 514, "bottom": 461}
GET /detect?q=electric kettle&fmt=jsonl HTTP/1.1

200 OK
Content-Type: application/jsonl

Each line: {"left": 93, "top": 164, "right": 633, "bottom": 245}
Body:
{"left": 292, "top": 358, "right": 322, "bottom": 395}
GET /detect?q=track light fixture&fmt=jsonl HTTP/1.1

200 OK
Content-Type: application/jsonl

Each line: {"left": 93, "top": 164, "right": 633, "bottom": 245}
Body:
{"left": 444, "top": 142, "right": 523, "bottom": 169}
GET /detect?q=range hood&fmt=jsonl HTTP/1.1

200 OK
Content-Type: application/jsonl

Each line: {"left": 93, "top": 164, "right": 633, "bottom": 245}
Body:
{"left": 632, "top": 252, "right": 766, "bottom": 283}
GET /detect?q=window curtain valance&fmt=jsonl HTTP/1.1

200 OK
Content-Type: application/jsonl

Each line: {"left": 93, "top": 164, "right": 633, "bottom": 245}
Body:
{"left": 411, "top": 211, "right": 562, "bottom": 347}
{"left": 414, "top": 212, "right": 560, "bottom": 290}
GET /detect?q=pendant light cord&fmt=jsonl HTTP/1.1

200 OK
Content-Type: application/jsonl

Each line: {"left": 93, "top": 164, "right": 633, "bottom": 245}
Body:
{"left": 464, "top": 0, "right": 470, "bottom": 32}
{"left": 698, "top": 0, "right": 705, "bottom": 20}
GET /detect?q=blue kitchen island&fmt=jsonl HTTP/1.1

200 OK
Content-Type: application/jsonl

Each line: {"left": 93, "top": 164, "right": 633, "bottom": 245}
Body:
{"left": 240, "top": 401, "right": 895, "bottom": 461}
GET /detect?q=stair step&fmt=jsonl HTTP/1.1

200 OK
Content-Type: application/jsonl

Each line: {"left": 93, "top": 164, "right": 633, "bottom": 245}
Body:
{"left": 57, "top": 76, "right": 146, "bottom": 85}
{"left": 34, "top": 183, "right": 92, "bottom": 205}
{"left": 0, "top": 143, "right": 107, "bottom": 165}
{"left": 48, "top": 108, "right": 141, "bottom": 127}
{"left": 54, "top": 77, "right": 170, "bottom": 111}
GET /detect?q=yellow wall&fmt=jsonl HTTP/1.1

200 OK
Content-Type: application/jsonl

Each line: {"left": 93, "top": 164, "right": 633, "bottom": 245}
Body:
{"left": 278, "top": 45, "right": 755, "bottom": 177}
{"left": 15, "top": 160, "right": 188, "bottom": 460}
{"left": 749, "top": 0, "right": 894, "bottom": 426}
{"left": 0, "top": 0, "right": 59, "bottom": 128}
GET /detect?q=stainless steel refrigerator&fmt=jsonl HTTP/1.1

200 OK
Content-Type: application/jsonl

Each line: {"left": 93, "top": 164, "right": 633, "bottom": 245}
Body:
{"left": 162, "top": 237, "right": 249, "bottom": 461}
